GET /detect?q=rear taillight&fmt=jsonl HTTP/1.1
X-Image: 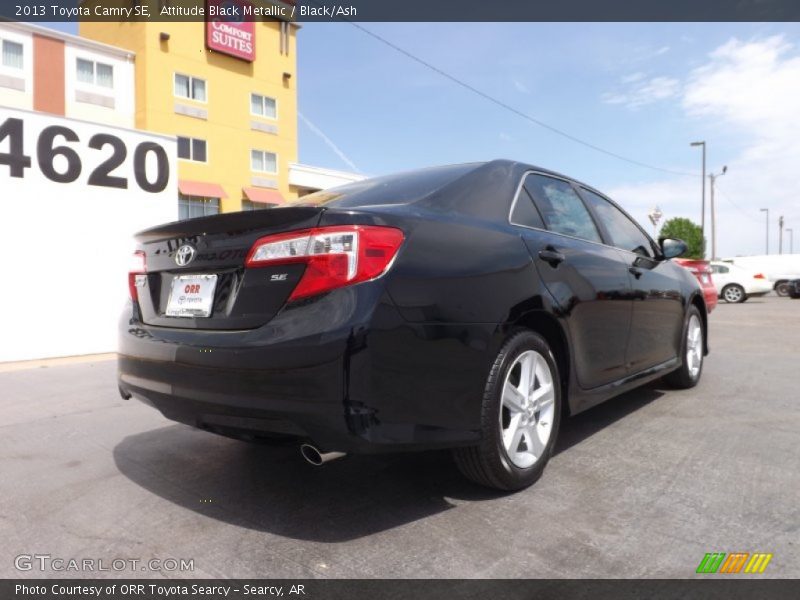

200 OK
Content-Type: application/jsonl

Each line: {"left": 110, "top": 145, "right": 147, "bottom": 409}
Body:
{"left": 128, "top": 250, "right": 146, "bottom": 302}
{"left": 245, "top": 225, "right": 404, "bottom": 300}
{"left": 754, "top": 273, "right": 766, "bottom": 279}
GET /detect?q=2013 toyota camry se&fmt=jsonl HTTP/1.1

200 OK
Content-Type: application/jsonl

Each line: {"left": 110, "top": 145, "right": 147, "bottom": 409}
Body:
{"left": 118, "top": 159, "right": 708, "bottom": 491}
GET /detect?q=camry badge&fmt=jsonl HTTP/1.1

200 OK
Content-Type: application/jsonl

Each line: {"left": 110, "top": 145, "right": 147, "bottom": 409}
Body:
{"left": 175, "top": 244, "right": 197, "bottom": 266}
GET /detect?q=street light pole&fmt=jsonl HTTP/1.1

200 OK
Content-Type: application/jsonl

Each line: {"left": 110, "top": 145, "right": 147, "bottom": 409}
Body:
{"left": 690, "top": 141, "right": 707, "bottom": 250}
{"left": 708, "top": 166, "right": 726, "bottom": 260}
{"left": 778, "top": 216, "right": 784, "bottom": 254}
{"left": 787, "top": 228, "right": 794, "bottom": 254}
{"left": 760, "top": 208, "right": 769, "bottom": 254}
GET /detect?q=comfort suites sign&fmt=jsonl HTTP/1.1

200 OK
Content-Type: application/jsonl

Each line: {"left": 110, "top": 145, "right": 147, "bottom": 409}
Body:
{"left": 206, "top": 0, "right": 255, "bottom": 62}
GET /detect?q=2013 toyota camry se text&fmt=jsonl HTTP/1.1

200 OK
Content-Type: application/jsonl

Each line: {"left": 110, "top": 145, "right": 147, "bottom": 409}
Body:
{"left": 118, "top": 160, "right": 708, "bottom": 491}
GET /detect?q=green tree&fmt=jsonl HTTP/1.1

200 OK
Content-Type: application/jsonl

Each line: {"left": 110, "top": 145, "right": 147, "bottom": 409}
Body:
{"left": 659, "top": 217, "right": 705, "bottom": 259}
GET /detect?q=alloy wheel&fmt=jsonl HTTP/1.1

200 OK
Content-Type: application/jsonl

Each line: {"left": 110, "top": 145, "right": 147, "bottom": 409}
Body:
{"left": 686, "top": 314, "right": 703, "bottom": 379}
{"left": 499, "top": 350, "right": 555, "bottom": 469}
{"left": 723, "top": 285, "right": 744, "bottom": 303}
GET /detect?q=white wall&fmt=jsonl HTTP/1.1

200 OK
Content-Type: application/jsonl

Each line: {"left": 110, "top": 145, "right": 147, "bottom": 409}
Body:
{"left": 64, "top": 43, "right": 135, "bottom": 128}
{"left": 289, "top": 162, "right": 365, "bottom": 191}
{"left": 0, "top": 107, "right": 177, "bottom": 362}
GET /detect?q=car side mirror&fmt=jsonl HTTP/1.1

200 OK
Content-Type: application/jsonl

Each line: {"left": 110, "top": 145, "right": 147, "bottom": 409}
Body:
{"left": 660, "top": 237, "right": 687, "bottom": 259}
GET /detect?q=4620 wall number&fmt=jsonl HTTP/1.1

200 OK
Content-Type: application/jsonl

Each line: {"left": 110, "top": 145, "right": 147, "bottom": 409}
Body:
{"left": 0, "top": 117, "right": 170, "bottom": 193}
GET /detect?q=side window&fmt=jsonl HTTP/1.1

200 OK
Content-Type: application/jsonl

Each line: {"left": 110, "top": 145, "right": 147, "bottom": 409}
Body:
{"left": 718, "top": 265, "right": 729, "bottom": 274}
{"left": 510, "top": 180, "right": 545, "bottom": 229}
{"left": 524, "top": 174, "right": 602, "bottom": 243}
{"left": 580, "top": 188, "right": 654, "bottom": 258}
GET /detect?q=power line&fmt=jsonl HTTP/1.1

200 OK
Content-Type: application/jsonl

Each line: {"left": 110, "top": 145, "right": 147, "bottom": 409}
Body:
{"left": 714, "top": 184, "right": 762, "bottom": 223}
{"left": 349, "top": 23, "right": 699, "bottom": 178}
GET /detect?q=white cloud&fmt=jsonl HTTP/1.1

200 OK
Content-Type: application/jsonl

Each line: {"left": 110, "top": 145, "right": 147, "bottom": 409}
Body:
{"left": 602, "top": 75, "right": 681, "bottom": 108}
{"left": 608, "top": 35, "right": 800, "bottom": 257}
{"left": 511, "top": 78, "right": 529, "bottom": 94}
{"left": 621, "top": 71, "right": 646, "bottom": 84}
{"left": 683, "top": 36, "right": 800, "bottom": 138}
{"left": 499, "top": 132, "right": 513, "bottom": 142}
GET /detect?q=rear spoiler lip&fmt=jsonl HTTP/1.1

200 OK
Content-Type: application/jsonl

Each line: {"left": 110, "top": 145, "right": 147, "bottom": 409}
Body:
{"left": 133, "top": 206, "right": 327, "bottom": 243}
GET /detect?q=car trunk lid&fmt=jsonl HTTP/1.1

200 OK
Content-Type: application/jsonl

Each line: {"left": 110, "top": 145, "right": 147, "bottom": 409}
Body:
{"left": 133, "top": 207, "right": 325, "bottom": 330}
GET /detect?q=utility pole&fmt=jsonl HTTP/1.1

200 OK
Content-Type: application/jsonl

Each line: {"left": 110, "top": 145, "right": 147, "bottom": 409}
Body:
{"left": 760, "top": 208, "right": 769, "bottom": 254}
{"left": 787, "top": 228, "right": 794, "bottom": 254}
{"left": 779, "top": 215, "right": 784, "bottom": 254}
{"left": 708, "top": 166, "right": 726, "bottom": 260}
{"left": 690, "top": 142, "right": 706, "bottom": 249}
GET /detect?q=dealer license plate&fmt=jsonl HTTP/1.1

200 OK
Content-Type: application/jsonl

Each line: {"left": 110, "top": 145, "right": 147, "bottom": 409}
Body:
{"left": 166, "top": 274, "right": 218, "bottom": 318}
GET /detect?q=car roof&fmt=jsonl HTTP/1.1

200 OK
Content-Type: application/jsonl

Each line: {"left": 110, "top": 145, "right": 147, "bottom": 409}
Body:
{"left": 286, "top": 159, "right": 615, "bottom": 223}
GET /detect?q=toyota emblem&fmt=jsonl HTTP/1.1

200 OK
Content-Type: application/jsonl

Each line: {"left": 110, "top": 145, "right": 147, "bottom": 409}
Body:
{"left": 175, "top": 244, "right": 197, "bottom": 266}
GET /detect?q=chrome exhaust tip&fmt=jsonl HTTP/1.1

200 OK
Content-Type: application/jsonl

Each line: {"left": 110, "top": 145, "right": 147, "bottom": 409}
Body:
{"left": 300, "top": 444, "right": 346, "bottom": 466}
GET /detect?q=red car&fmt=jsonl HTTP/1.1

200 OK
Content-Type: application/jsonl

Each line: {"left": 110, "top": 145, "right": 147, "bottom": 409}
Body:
{"left": 675, "top": 259, "right": 717, "bottom": 313}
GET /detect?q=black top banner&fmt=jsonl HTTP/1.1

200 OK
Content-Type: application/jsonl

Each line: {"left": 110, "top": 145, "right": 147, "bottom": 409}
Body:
{"left": 2, "top": 0, "right": 800, "bottom": 22}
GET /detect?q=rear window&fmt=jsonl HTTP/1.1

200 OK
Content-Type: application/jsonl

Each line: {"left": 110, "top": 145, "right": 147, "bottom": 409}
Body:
{"left": 284, "top": 163, "right": 478, "bottom": 209}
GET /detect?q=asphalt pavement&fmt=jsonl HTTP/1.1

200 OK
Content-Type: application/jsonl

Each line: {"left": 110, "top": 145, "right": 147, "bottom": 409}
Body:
{"left": 1, "top": 296, "right": 798, "bottom": 578}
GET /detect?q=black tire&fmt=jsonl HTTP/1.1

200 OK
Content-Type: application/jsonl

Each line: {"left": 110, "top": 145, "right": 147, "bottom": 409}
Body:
{"left": 453, "top": 330, "right": 562, "bottom": 491}
{"left": 775, "top": 281, "right": 790, "bottom": 297}
{"left": 721, "top": 284, "right": 746, "bottom": 303}
{"left": 663, "top": 305, "right": 704, "bottom": 389}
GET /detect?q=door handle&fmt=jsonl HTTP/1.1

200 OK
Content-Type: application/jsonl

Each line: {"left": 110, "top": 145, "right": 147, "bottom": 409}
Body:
{"left": 629, "top": 267, "right": 643, "bottom": 279}
{"left": 538, "top": 248, "right": 566, "bottom": 267}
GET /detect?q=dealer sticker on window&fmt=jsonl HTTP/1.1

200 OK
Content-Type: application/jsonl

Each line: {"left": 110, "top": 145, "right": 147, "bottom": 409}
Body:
{"left": 166, "top": 274, "right": 218, "bottom": 318}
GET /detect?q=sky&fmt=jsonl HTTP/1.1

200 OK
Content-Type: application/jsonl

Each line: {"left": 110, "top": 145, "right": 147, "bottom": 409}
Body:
{"left": 50, "top": 21, "right": 800, "bottom": 257}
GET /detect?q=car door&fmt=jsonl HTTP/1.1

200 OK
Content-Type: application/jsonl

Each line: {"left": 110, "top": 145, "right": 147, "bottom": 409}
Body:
{"left": 511, "top": 172, "right": 632, "bottom": 389}
{"left": 578, "top": 187, "right": 685, "bottom": 371}
{"left": 711, "top": 264, "right": 731, "bottom": 294}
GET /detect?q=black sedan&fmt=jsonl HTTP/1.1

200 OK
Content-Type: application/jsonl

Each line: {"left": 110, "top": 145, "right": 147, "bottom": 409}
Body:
{"left": 119, "top": 160, "right": 708, "bottom": 491}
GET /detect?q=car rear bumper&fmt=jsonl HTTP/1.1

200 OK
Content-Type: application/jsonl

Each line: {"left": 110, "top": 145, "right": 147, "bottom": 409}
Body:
{"left": 702, "top": 285, "right": 718, "bottom": 313}
{"left": 746, "top": 283, "right": 774, "bottom": 295}
{"left": 118, "top": 286, "right": 492, "bottom": 453}
{"left": 118, "top": 309, "right": 358, "bottom": 451}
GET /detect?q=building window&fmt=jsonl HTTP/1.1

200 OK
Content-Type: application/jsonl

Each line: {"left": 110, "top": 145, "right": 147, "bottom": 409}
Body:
{"left": 251, "top": 149, "right": 277, "bottom": 173}
{"left": 174, "top": 73, "right": 206, "bottom": 102}
{"left": 250, "top": 93, "right": 277, "bottom": 119}
{"left": 177, "top": 136, "right": 207, "bottom": 162}
{"left": 241, "top": 200, "right": 269, "bottom": 211}
{"left": 1, "top": 40, "right": 23, "bottom": 69}
{"left": 77, "top": 58, "right": 114, "bottom": 88}
{"left": 178, "top": 195, "right": 219, "bottom": 220}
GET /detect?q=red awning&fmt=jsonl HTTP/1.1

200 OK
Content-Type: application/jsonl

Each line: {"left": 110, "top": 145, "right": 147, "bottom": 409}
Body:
{"left": 243, "top": 187, "right": 285, "bottom": 205}
{"left": 178, "top": 179, "right": 228, "bottom": 198}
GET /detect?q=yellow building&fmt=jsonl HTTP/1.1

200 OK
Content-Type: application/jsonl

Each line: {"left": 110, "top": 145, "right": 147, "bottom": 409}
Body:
{"left": 80, "top": 5, "right": 299, "bottom": 217}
